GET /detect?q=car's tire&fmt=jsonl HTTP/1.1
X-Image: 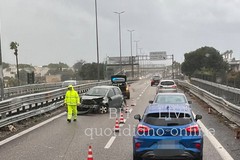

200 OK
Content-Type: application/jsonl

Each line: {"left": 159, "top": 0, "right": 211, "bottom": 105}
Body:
{"left": 195, "top": 155, "right": 203, "bottom": 160}
{"left": 133, "top": 153, "right": 142, "bottom": 160}
{"left": 98, "top": 104, "right": 109, "bottom": 114}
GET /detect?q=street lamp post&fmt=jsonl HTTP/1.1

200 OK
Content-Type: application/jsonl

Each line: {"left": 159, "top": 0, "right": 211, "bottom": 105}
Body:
{"left": 134, "top": 40, "right": 139, "bottom": 78}
{"left": 94, "top": 0, "right": 100, "bottom": 82}
{"left": 114, "top": 11, "right": 124, "bottom": 74}
{"left": 0, "top": 26, "right": 4, "bottom": 100}
{"left": 128, "top": 29, "right": 134, "bottom": 78}
{"left": 171, "top": 54, "right": 174, "bottom": 79}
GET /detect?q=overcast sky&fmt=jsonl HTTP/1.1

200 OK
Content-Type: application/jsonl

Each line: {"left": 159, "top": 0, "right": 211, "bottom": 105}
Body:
{"left": 0, "top": 0, "right": 240, "bottom": 66}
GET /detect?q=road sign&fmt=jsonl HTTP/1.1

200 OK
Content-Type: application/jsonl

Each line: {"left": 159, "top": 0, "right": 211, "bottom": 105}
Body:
{"left": 149, "top": 51, "right": 167, "bottom": 60}
{"left": 108, "top": 56, "right": 138, "bottom": 64}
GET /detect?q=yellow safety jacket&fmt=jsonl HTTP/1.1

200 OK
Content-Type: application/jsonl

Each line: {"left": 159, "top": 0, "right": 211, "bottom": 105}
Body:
{"left": 64, "top": 86, "right": 80, "bottom": 106}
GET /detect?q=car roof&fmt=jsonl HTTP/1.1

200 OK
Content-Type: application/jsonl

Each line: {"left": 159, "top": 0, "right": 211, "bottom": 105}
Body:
{"left": 156, "top": 92, "right": 186, "bottom": 96}
{"left": 145, "top": 103, "right": 191, "bottom": 115}
{"left": 92, "top": 85, "right": 117, "bottom": 89}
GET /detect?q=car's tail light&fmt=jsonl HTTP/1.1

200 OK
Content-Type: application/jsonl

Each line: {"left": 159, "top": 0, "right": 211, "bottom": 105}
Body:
{"left": 137, "top": 124, "right": 150, "bottom": 133}
{"left": 172, "top": 85, "right": 177, "bottom": 88}
{"left": 135, "top": 142, "right": 141, "bottom": 149}
{"left": 195, "top": 143, "right": 201, "bottom": 150}
{"left": 186, "top": 124, "right": 199, "bottom": 133}
{"left": 126, "top": 85, "right": 129, "bottom": 91}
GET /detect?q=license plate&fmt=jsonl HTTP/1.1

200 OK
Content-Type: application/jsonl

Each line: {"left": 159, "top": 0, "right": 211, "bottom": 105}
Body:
{"left": 157, "top": 140, "right": 179, "bottom": 149}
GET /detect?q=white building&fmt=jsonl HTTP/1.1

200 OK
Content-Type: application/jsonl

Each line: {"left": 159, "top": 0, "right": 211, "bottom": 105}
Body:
{"left": 3, "top": 64, "right": 17, "bottom": 78}
{"left": 221, "top": 50, "right": 240, "bottom": 72}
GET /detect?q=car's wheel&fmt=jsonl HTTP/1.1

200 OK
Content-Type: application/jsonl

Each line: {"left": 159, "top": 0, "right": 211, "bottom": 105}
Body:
{"left": 133, "top": 153, "right": 142, "bottom": 160}
{"left": 98, "top": 104, "right": 109, "bottom": 114}
{"left": 195, "top": 155, "right": 203, "bottom": 160}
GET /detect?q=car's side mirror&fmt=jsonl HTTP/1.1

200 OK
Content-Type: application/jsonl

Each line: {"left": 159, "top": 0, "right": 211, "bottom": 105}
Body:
{"left": 149, "top": 100, "right": 153, "bottom": 104}
{"left": 134, "top": 114, "right": 141, "bottom": 121}
{"left": 195, "top": 114, "right": 202, "bottom": 121}
{"left": 188, "top": 101, "right": 192, "bottom": 104}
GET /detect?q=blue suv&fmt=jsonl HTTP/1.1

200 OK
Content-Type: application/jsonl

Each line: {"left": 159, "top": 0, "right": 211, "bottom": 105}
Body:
{"left": 133, "top": 104, "right": 203, "bottom": 160}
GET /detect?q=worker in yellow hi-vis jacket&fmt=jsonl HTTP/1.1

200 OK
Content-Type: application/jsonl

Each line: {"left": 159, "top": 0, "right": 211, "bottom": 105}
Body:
{"left": 64, "top": 85, "right": 80, "bottom": 123}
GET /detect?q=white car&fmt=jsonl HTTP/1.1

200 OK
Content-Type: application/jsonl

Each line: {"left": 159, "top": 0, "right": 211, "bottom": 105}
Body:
{"left": 156, "top": 79, "right": 177, "bottom": 94}
{"left": 62, "top": 80, "right": 77, "bottom": 87}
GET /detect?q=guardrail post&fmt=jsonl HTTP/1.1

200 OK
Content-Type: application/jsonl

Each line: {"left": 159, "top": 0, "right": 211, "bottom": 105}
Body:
{"left": 22, "top": 106, "right": 26, "bottom": 112}
{"left": 1, "top": 112, "right": 6, "bottom": 119}
{"left": 35, "top": 103, "right": 38, "bottom": 109}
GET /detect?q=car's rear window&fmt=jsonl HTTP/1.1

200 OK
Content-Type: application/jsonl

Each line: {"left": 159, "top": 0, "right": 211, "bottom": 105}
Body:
{"left": 160, "top": 81, "right": 175, "bottom": 85}
{"left": 154, "top": 95, "right": 187, "bottom": 104}
{"left": 153, "top": 76, "right": 160, "bottom": 80}
{"left": 144, "top": 112, "right": 192, "bottom": 126}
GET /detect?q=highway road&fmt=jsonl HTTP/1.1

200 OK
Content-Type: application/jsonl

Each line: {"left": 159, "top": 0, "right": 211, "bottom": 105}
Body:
{"left": 0, "top": 79, "right": 239, "bottom": 160}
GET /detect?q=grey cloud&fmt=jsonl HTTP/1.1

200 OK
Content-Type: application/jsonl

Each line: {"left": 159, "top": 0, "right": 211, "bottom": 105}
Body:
{"left": 0, "top": 0, "right": 239, "bottom": 66}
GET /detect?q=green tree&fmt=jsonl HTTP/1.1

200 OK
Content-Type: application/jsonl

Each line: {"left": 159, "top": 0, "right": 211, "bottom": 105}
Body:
{"left": 10, "top": 41, "right": 20, "bottom": 85}
{"left": 73, "top": 60, "right": 86, "bottom": 80}
{"left": 47, "top": 62, "right": 68, "bottom": 70}
{"left": 78, "top": 62, "right": 105, "bottom": 80}
{"left": 181, "top": 46, "right": 228, "bottom": 78}
{"left": 3, "top": 62, "right": 10, "bottom": 69}
{"left": 19, "top": 64, "right": 35, "bottom": 70}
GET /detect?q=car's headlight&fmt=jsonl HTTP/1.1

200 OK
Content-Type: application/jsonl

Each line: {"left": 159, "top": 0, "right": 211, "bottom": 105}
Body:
{"left": 102, "top": 97, "right": 108, "bottom": 103}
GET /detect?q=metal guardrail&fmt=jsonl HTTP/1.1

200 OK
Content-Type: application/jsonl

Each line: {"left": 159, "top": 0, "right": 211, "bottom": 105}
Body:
{"left": 0, "top": 80, "right": 111, "bottom": 128}
{"left": 177, "top": 80, "right": 240, "bottom": 126}
{"left": 191, "top": 78, "right": 240, "bottom": 105}
{"left": 1, "top": 80, "right": 98, "bottom": 100}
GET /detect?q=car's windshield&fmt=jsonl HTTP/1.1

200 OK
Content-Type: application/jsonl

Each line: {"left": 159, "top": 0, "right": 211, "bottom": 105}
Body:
{"left": 154, "top": 95, "right": 187, "bottom": 104}
{"left": 153, "top": 76, "right": 160, "bottom": 80}
{"left": 144, "top": 112, "right": 192, "bottom": 126}
{"left": 85, "top": 88, "right": 108, "bottom": 96}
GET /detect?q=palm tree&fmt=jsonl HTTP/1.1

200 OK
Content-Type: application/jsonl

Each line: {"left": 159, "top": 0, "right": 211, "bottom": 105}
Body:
{"left": 10, "top": 42, "right": 20, "bottom": 85}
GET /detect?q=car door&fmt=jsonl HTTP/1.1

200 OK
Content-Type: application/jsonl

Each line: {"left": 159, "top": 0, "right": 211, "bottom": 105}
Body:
{"left": 107, "top": 88, "right": 117, "bottom": 108}
{"left": 113, "top": 87, "right": 124, "bottom": 107}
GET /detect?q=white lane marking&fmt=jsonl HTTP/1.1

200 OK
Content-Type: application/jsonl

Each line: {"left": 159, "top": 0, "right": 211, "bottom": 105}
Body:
{"left": 129, "top": 108, "right": 133, "bottom": 113}
{"left": 137, "top": 97, "right": 140, "bottom": 100}
{"left": 193, "top": 113, "right": 234, "bottom": 160}
{"left": 0, "top": 112, "right": 66, "bottom": 146}
{"left": 104, "top": 136, "right": 116, "bottom": 149}
{"left": 139, "top": 94, "right": 142, "bottom": 97}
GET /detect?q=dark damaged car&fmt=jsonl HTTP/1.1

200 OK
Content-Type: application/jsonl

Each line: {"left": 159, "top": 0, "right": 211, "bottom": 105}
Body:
{"left": 77, "top": 86, "right": 125, "bottom": 114}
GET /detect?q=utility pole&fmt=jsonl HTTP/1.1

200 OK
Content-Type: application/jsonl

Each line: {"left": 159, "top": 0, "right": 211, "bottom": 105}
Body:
{"left": 114, "top": 11, "right": 125, "bottom": 74}
{"left": 171, "top": 54, "right": 174, "bottom": 79}
{"left": 0, "top": 28, "right": 4, "bottom": 100}
{"left": 134, "top": 40, "right": 139, "bottom": 78}
{"left": 94, "top": 0, "right": 100, "bottom": 82}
